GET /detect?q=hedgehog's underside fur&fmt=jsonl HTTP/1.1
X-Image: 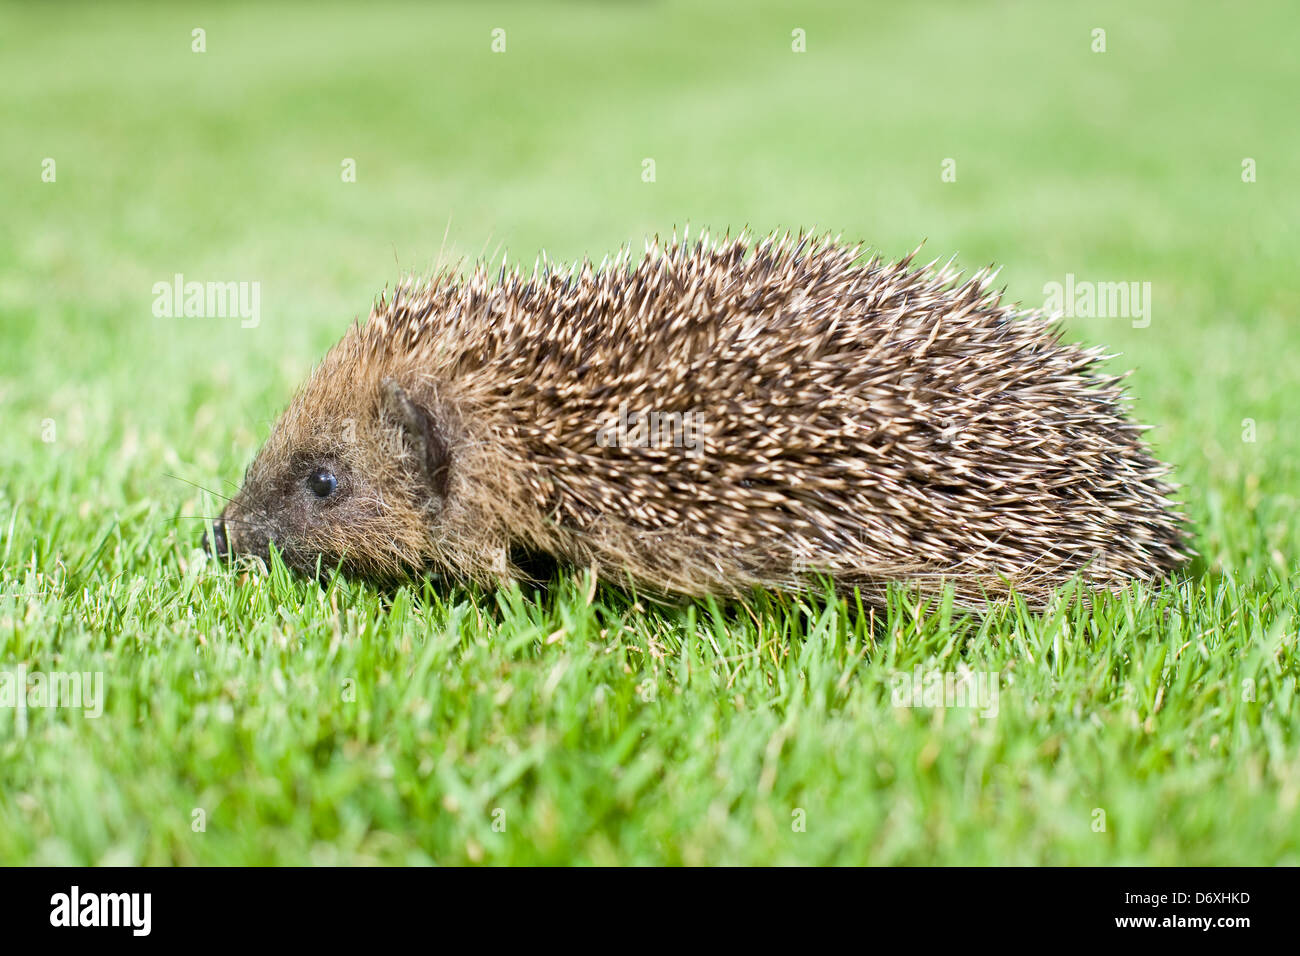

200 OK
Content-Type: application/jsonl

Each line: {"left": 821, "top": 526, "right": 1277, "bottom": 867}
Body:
{"left": 218, "top": 231, "right": 1191, "bottom": 609}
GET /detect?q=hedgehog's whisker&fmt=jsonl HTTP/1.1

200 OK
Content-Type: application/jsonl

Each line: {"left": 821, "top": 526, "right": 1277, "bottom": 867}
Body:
{"left": 162, "top": 474, "right": 281, "bottom": 531}
{"left": 164, "top": 473, "right": 237, "bottom": 505}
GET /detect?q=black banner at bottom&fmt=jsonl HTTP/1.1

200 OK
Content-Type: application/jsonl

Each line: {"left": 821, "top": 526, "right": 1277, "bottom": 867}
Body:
{"left": 0, "top": 866, "right": 1275, "bottom": 942}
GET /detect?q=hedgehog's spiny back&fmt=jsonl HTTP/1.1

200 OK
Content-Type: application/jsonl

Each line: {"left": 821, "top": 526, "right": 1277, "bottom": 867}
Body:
{"left": 358, "top": 232, "right": 1190, "bottom": 606}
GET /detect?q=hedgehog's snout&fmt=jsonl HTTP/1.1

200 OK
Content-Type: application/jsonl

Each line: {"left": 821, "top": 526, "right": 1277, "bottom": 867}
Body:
{"left": 203, "top": 519, "right": 230, "bottom": 560}
{"left": 208, "top": 500, "right": 276, "bottom": 566}
{"left": 205, "top": 503, "right": 273, "bottom": 565}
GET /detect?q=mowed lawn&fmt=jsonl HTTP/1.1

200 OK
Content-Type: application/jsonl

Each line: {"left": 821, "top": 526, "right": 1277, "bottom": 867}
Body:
{"left": 0, "top": 1, "right": 1297, "bottom": 864}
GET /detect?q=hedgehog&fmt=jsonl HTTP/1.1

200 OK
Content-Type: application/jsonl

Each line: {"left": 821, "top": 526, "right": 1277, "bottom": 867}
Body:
{"left": 206, "top": 230, "right": 1191, "bottom": 609}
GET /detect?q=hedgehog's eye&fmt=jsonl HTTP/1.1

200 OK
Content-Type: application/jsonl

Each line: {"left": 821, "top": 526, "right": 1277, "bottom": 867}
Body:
{"left": 306, "top": 468, "right": 338, "bottom": 499}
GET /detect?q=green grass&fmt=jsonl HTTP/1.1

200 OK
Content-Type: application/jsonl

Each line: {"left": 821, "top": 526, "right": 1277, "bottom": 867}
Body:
{"left": 1, "top": 0, "right": 1297, "bottom": 864}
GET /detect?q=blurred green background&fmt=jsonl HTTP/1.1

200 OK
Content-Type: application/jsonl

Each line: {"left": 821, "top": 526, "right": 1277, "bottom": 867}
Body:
{"left": 3, "top": 0, "right": 1297, "bottom": 508}
{"left": 0, "top": 1, "right": 1297, "bottom": 864}
{"left": 3, "top": 1, "right": 1296, "bottom": 540}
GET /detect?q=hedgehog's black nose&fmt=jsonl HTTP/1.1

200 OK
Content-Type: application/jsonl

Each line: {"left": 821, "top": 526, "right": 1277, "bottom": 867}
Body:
{"left": 203, "top": 519, "right": 230, "bottom": 559}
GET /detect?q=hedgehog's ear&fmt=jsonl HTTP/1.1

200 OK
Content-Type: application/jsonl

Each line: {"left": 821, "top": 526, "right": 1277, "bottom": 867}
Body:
{"left": 380, "top": 378, "right": 450, "bottom": 498}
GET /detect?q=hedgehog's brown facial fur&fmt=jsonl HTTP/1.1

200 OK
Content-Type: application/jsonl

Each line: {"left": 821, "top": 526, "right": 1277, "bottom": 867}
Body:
{"left": 214, "top": 329, "right": 458, "bottom": 580}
